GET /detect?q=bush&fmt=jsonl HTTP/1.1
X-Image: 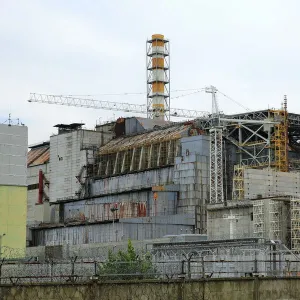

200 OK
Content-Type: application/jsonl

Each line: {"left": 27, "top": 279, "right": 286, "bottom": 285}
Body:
{"left": 98, "top": 240, "right": 157, "bottom": 280}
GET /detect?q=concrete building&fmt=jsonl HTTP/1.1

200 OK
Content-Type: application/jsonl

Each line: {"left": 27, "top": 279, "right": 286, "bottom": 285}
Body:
{"left": 26, "top": 118, "right": 210, "bottom": 255}
{"left": 0, "top": 124, "right": 28, "bottom": 257}
{"left": 24, "top": 105, "right": 300, "bottom": 259}
{"left": 27, "top": 141, "right": 50, "bottom": 246}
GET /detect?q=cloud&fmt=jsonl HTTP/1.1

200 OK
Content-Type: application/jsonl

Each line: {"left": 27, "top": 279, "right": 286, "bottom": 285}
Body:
{"left": 0, "top": 0, "right": 300, "bottom": 144}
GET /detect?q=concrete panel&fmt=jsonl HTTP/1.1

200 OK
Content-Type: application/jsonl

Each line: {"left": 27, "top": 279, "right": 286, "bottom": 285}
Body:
{"left": 0, "top": 124, "right": 27, "bottom": 186}
{"left": 0, "top": 185, "right": 27, "bottom": 256}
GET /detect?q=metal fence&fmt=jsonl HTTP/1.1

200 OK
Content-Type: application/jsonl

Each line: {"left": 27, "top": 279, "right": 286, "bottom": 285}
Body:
{"left": 1, "top": 257, "right": 300, "bottom": 284}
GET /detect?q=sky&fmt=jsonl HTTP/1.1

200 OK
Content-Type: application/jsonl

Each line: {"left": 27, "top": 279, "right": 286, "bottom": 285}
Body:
{"left": 0, "top": 0, "right": 300, "bottom": 144}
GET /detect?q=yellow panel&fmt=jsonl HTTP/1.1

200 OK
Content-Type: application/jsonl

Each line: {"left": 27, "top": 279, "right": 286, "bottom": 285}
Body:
{"left": 0, "top": 185, "right": 27, "bottom": 258}
{"left": 152, "top": 34, "right": 164, "bottom": 47}
{"left": 152, "top": 82, "right": 164, "bottom": 93}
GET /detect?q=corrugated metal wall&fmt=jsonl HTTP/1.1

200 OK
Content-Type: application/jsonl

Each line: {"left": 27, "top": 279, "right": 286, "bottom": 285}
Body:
{"left": 90, "top": 167, "right": 174, "bottom": 196}
{"left": 33, "top": 215, "right": 194, "bottom": 246}
{"left": 64, "top": 189, "right": 177, "bottom": 222}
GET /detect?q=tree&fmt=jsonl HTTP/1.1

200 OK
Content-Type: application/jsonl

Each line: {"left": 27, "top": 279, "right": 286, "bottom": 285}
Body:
{"left": 98, "top": 239, "right": 157, "bottom": 280}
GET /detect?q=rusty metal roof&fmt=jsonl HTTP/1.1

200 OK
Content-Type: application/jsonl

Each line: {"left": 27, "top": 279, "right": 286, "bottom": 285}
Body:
{"left": 99, "top": 123, "right": 194, "bottom": 155}
{"left": 27, "top": 145, "right": 50, "bottom": 166}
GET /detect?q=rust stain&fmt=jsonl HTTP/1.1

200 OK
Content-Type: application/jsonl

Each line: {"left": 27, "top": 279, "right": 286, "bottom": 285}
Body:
{"left": 28, "top": 146, "right": 50, "bottom": 166}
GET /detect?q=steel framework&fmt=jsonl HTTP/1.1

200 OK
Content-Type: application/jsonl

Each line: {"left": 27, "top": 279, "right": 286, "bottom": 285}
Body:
{"left": 271, "top": 99, "right": 288, "bottom": 172}
{"left": 269, "top": 200, "right": 282, "bottom": 240}
{"left": 291, "top": 198, "right": 300, "bottom": 251}
{"left": 232, "top": 165, "right": 245, "bottom": 200}
{"left": 146, "top": 35, "right": 170, "bottom": 120}
{"left": 253, "top": 200, "right": 265, "bottom": 238}
{"left": 209, "top": 127, "right": 224, "bottom": 204}
{"left": 28, "top": 93, "right": 209, "bottom": 119}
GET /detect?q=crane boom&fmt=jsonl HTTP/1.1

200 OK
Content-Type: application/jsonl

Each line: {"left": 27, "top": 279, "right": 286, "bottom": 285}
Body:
{"left": 28, "top": 93, "right": 209, "bottom": 119}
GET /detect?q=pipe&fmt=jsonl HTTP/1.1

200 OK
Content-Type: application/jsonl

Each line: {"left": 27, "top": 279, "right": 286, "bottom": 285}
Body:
{"left": 38, "top": 169, "right": 43, "bottom": 204}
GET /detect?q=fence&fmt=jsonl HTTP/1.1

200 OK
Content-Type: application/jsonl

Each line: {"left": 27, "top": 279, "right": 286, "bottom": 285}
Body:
{"left": 1, "top": 257, "right": 300, "bottom": 285}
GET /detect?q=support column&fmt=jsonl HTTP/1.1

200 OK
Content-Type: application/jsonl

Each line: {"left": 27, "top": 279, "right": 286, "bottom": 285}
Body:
{"left": 113, "top": 152, "right": 119, "bottom": 175}
{"left": 157, "top": 143, "right": 162, "bottom": 167}
{"left": 121, "top": 152, "right": 127, "bottom": 173}
{"left": 130, "top": 148, "right": 136, "bottom": 171}
{"left": 210, "top": 127, "right": 224, "bottom": 204}
{"left": 148, "top": 144, "right": 153, "bottom": 169}
{"left": 139, "top": 147, "right": 144, "bottom": 170}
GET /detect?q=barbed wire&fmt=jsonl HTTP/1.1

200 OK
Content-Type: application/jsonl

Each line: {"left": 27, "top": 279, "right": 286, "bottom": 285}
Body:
{"left": 2, "top": 245, "right": 300, "bottom": 284}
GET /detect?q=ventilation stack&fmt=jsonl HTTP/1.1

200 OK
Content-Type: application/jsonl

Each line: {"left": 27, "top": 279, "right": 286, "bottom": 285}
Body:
{"left": 146, "top": 34, "right": 170, "bottom": 120}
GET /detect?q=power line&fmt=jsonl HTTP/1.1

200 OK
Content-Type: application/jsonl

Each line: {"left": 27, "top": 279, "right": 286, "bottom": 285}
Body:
{"left": 64, "top": 88, "right": 205, "bottom": 98}
{"left": 217, "top": 90, "right": 251, "bottom": 112}
{"left": 171, "top": 89, "right": 205, "bottom": 99}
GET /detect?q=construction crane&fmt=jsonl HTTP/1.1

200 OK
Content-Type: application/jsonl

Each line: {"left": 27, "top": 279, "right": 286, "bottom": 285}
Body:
{"left": 28, "top": 93, "right": 210, "bottom": 119}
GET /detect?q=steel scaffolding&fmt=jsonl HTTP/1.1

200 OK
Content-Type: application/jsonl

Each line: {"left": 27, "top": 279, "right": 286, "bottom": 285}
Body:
{"left": 272, "top": 108, "right": 288, "bottom": 172}
{"left": 253, "top": 200, "right": 265, "bottom": 238}
{"left": 232, "top": 165, "right": 244, "bottom": 200}
{"left": 291, "top": 198, "right": 300, "bottom": 251}
{"left": 209, "top": 127, "right": 224, "bottom": 204}
{"left": 269, "top": 200, "right": 282, "bottom": 240}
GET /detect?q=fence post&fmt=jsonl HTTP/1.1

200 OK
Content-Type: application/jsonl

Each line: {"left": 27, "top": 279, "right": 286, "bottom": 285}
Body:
{"left": 201, "top": 257, "right": 205, "bottom": 278}
{"left": 50, "top": 260, "right": 54, "bottom": 282}
{"left": 254, "top": 252, "right": 258, "bottom": 274}
{"left": 70, "top": 256, "right": 78, "bottom": 280}
{"left": 0, "top": 258, "right": 4, "bottom": 284}
{"left": 94, "top": 260, "right": 97, "bottom": 276}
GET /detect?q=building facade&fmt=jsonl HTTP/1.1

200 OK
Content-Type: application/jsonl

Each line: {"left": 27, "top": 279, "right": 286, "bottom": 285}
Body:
{"left": 0, "top": 124, "right": 28, "bottom": 257}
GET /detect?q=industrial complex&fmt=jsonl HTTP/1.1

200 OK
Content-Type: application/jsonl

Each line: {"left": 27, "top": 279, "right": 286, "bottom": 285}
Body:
{"left": 2, "top": 34, "right": 300, "bottom": 264}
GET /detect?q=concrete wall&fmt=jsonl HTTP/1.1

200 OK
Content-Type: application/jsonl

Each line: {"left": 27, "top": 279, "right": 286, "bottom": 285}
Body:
{"left": 27, "top": 164, "right": 50, "bottom": 226}
{"left": 244, "top": 168, "right": 300, "bottom": 199}
{"left": 0, "top": 124, "right": 27, "bottom": 256}
{"left": 253, "top": 198, "right": 290, "bottom": 244}
{"left": 32, "top": 214, "right": 193, "bottom": 246}
{"left": 1, "top": 278, "right": 300, "bottom": 300}
{"left": 174, "top": 135, "right": 210, "bottom": 231}
{"left": 49, "top": 130, "right": 102, "bottom": 202}
{"left": 207, "top": 203, "right": 253, "bottom": 240}
{"left": 90, "top": 167, "right": 174, "bottom": 196}
{"left": 0, "top": 186, "right": 27, "bottom": 252}
{"left": 0, "top": 124, "right": 27, "bottom": 186}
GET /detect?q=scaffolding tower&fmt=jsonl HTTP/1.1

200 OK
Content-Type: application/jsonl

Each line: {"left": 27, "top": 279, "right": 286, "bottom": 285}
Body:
{"left": 269, "top": 200, "right": 282, "bottom": 240}
{"left": 271, "top": 96, "right": 288, "bottom": 172}
{"left": 291, "top": 198, "right": 300, "bottom": 251}
{"left": 232, "top": 165, "right": 245, "bottom": 200}
{"left": 209, "top": 127, "right": 224, "bottom": 204}
{"left": 253, "top": 200, "right": 265, "bottom": 238}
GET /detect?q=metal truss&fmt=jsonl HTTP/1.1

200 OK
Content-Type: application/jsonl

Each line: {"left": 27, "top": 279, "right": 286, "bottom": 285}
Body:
{"left": 223, "top": 121, "right": 275, "bottom": 168}
{"left": 209, "top": 127, "right": 224, "bottom": 204}
{"left": 28, "top": 93, "right": 210, "bottom": 119}
{"left": 146, "top": 36, "right": 170, "bottom": 120}
{"left": 232, "top": 165, "right": 244, "bottom": 200}
{"left": 227, "top": 109, "right": 300, "bottom": 126}
{"left": 253, "top": 200, "right": 265, "bottom": 238}
{"left": 291, "top": 198, "right": 300, "bottom": 251}
{"left": 269, "top": 200, "right": 282, "bottom": 240}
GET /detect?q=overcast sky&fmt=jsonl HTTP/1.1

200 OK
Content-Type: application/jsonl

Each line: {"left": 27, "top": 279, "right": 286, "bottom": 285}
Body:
{"left": 1, "top": 0, "right": 299, "bottom": 144}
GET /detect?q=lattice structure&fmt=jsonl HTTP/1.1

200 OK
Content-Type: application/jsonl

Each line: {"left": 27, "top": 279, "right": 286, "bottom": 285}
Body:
{"left": 146, "top": 34, "right": 170, "bottom": 120}
{"left": 209, "top": 127, "right": 224, "bottom": 203}
{"left": 269, "top": 200, "right": 282, "bottom": 240}
{"left": 232, "top": 165, "right": 244, "bottom": 200}
{"left": 291, "top": 198, "right": 300, "bottom": 251}
{"left": 271, "top": 100, "right": 288, "bottom": 172}
{"left": 253, "top": 200, "right": 265, "bottom": 238}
